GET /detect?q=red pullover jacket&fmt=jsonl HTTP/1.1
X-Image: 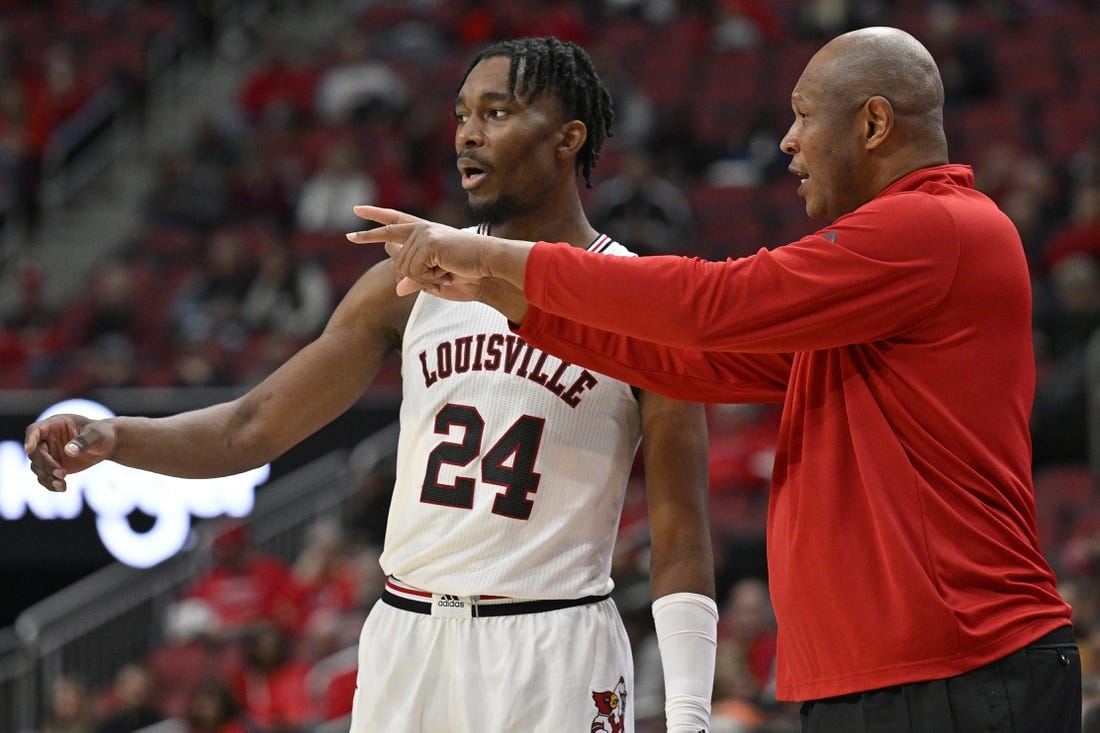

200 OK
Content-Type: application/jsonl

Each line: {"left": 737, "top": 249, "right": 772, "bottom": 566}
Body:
{"left": 516, "top": 165, "right": 1071, "bottom": 701}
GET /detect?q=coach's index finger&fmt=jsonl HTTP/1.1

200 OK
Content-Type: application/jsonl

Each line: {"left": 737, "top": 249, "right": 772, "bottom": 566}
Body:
{"left": 345, "top": 222, "right": 418, "bottom": 245}
{"left": 352, "top": 204, "right": 423, "bottom": 226}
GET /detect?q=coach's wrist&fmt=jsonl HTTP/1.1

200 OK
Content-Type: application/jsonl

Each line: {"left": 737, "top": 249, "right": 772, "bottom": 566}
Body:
{"left": 485, "top": 237, "right": 534, "bottom": 291}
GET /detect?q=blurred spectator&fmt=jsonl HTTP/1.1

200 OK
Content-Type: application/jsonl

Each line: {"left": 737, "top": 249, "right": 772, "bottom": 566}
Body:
{"left": 344, "top": 543, "right": 386, "bottom": 621}
{"left": 710, "top": 662, "right": 767, "bottom": 733}
{"left": 165, "top": 337, "right": 237, "bottom": 388}
{"left": 240, "top": 238, "right": 332, "bottom": 340}
{"left": 238, "top": 41, "right": 318, "bottom": 127}
{"left": 18, "top": 41, "right": 92, "bottom": 233}
{"left": 707, "top": 403, "right": 778, "bottom": 497}
{"left": 59, "top": 260, "right": 160, "bottom": 352}
{"left": 0, "top": 82, "right": 38, "bottom": 234}
{"left": 616, "top": 587, "right": 666, "bottom": 729}
{"left": 4, "top": 261, "right": 51, "bottom": 330}
{"left": 711, "top": 577, "right": 781, "bottom": 732}
{"left": 225, "top": 621, "right": 314, "bottom": 733}
{"left": 1058, "top": 577, "right": 1098, "bottom": 677}
{"left": 602, "top": 0, "right": 679, "bottom": 25}
{"left": 513, "top": 2, "right": 589, "bottom": 43}
{"left": 59, "top": 333, "right": 142, "bottom": 392}
{"left": 1031, "top": 252, "right": 1100, "bottom": 467}
{"left": 718, "top": 577, "right": 777, "bottom": 696}
{"left": 191, "top": 117, "right": 243, "bottom": 175}
{"left": 793, "top": 0, "right": 888, "bottom": 38}
{"left": 925, "top": 2, "right": 998, "bottom": 105}
{"left": 294, "top": 139, "right": 377, "bottom": 232}
{"left": 1, "top": 261, "right": 61, "bottom": 386}
{"left": 342, "top": 456, "right": 395, "bottom": 548}
{"left": 1001, "top": 183, "right": 1053, "bottom": 268}
{"left": 711, "top": 0, "right": 782, "bottom": 51}
{"left": 148, "top": 599, "right": 235, "bottom": 720}
{"left": 292, "top": 519, "right": 358, "bottom": 630}
{"left": 41, "top": 676, "right": 98, "bottom": 733}
{"left": 1036, "top": 252, "right": 1100, "bottom": 363}
{"left": 589, "top": 149, "right": 695, "bottom": 255}
{"left": 184, "top": 521, "right": 304, "bottom": 638}
{"left": 644, "top": 106, "right": 715, "bottom": 186}
{"left": 368, "top": 13, "right": 449, "bottom": 72}
{"left": 1042, "top": 182, "right": 1100, "bottom": 271}
{"left": 974, "top": 144, "right": 1061, "bottom": 264}
{"left": 1087, "top": 698, "right": 1100, "bottom": 733}
{"left": 448, "top": 0, "right": 508, "bottom": 49}
{"left": 589, "top": 49, "right": 654, "bottom": 150}
{"left": 1068, "top": 134, "right": 1100, "bottom": 190}
{"left": 95, "top": 664, "right": 164, "bottom": 733}
{"left": 703, "top": 108, "right": 787, "bottom": 195}
{"left": 313, "top": 28, "right": 407, "bottom": 125}
{"left": 145, "top": 152, "right": 230, "bottom": 232}
{"left": 235, "top": 330, "right": 306, "bottom": 385}
{"left": 182, "top": 679, "right": 247, "bottom": 733}
{"left": 52, "top": 259, "right": 164, "bottom": 392}
{"left": 227, "top": 143, "right": 295, "bottom": 229}
{"left": 305, "top": 642, "right": 358, "bottom": 726}
{"left": 170, "top": 229, "right": 255, "bottom": 349}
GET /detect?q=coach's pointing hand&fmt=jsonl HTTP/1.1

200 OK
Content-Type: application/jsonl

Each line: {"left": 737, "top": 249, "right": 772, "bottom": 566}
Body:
{"left": 348, "top": 205, "right": 534, "bottom": 297}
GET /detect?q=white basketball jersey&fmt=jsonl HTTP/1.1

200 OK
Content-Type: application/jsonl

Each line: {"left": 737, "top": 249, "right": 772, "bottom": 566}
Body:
{"left": 379, "top": 227, "right": 642, "bottom": 600}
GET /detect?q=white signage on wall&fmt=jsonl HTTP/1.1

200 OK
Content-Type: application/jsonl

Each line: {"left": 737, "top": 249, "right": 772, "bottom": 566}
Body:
{"left": 0, "top": 399, "right": 270, "bottom": 568}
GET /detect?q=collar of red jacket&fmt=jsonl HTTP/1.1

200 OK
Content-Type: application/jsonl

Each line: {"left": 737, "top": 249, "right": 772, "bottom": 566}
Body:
{"left": 879, "top": 163, "right": 975, "bottom": 197}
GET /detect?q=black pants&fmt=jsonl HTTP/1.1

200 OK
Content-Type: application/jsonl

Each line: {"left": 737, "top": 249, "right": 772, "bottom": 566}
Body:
{"left": 800, "top": 627, "right": 1081, "bottom": 733}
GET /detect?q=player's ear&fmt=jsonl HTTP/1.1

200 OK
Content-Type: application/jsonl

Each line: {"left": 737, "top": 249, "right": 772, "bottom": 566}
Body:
{"left": 557, "top": 120, "right": 588, "bottom": 160}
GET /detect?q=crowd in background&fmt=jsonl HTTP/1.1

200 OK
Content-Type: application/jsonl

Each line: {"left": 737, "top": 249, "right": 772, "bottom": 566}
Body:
{"left": 3, "top": 0, "right": 1100, "bottom": 731}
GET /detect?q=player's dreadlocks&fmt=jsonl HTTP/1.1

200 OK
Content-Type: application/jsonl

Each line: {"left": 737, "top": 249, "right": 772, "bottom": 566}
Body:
{"left": 460, "top": 36, "right": 614, "bottom": 188}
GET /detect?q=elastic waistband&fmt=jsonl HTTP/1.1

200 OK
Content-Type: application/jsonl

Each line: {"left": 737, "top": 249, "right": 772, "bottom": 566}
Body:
{"left": 381, "top": 580, "right": 609, "bottom": 619}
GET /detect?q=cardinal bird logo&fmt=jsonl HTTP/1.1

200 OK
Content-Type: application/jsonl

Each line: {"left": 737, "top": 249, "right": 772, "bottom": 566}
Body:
{"left": 590, "top": 676, "right": 628, "bottom": 733}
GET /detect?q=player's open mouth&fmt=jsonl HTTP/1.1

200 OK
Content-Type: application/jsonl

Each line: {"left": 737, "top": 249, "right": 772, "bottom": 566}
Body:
{"left": 459, "top": 161, "right": 489, "bottom": 190}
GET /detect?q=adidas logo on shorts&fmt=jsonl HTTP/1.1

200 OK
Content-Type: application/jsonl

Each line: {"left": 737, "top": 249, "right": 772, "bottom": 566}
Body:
{"left": 431, "top": 593, "right": 473, "bottom": 618}
{"left": 437, "top": 595, "right": 465, "bottom": 608}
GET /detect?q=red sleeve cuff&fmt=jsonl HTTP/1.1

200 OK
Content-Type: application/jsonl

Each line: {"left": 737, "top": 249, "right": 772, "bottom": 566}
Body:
{"left": 523, "top": 240, "right": 569, "bottom": 310}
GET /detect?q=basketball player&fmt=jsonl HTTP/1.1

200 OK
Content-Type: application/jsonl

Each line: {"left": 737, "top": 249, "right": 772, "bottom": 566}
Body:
{"left": 26, "top": 38, "right": 718, "bottom": 732}
{"left": 351, "top": 27, "right": 1081, "bottom": 733}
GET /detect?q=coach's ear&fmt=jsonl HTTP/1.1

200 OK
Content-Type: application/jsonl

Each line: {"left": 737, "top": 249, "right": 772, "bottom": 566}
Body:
{"left": 557, "top": 120, "right": 588, "bottom": 160}
{"left": 862, "top": 96, "right": 893, "bottom": 150}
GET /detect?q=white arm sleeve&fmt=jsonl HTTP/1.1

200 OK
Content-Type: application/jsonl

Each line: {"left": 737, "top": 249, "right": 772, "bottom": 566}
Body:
{"left": 652, "top": 591, "right": 719, "bottom": 733}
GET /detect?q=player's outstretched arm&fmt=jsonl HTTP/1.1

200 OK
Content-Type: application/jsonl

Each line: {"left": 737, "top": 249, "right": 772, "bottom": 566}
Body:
{"left": 25, "top": 259, "right": 413, "bottom": 492}
{"left": 638, "top": 391, "right": 718, "bottom": 733}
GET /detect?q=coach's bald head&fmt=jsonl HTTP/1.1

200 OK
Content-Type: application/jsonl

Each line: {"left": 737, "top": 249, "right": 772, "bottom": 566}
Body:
{"left": 781, "top": 27, "right": 950, "bottom": 220}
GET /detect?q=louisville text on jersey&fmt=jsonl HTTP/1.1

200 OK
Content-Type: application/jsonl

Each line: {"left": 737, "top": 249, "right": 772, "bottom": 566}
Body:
{"left": 418, "top": 332, "right": 599, "bottom": 408}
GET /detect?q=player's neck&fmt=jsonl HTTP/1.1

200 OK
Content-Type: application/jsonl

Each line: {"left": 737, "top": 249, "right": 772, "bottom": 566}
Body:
{"left": 490, "top": 197, "right": 598, "bottom": 249}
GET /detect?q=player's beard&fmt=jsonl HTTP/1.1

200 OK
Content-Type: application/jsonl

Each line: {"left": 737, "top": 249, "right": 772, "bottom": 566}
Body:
{"left": 465, "top": 193, "right": 520, "bottom": 227}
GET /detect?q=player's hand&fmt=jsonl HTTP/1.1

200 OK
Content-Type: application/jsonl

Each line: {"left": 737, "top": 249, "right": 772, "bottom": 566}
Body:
{"left": 347, "top": 205, "right": 494, "bottom": 297}
{"left": 24, "top": 414, "right": 118, "bottom": 492}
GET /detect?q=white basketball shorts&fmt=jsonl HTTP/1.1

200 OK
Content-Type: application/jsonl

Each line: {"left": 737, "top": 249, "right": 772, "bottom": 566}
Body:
{"left": 349, "top": 583, "right": 635, "bottom": 732}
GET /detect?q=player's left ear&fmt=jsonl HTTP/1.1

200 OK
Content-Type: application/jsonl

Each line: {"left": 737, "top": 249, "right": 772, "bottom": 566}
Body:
{"left": 557, "top": 120, "right": 588, "bottom": 160}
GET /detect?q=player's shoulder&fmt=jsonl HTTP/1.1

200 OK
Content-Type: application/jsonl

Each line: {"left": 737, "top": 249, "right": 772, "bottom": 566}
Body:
{"left": 590, "top": 234, "right": 637, "bottom": 259}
